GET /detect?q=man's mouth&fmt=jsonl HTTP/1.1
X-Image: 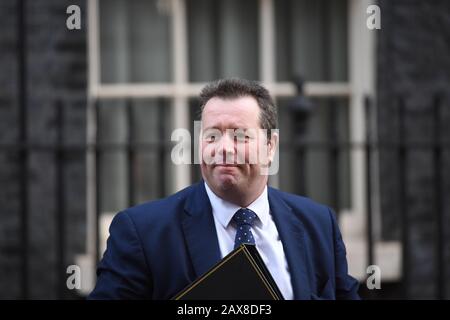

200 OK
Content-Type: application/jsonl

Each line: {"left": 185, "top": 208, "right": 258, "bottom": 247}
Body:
{"left": 214, "top": 164, "right": 239, "bottom": 167}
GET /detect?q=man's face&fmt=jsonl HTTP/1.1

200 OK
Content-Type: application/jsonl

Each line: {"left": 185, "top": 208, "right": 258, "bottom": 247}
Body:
{"left": 200, "top": 96, "right": 276, "bottom": 200}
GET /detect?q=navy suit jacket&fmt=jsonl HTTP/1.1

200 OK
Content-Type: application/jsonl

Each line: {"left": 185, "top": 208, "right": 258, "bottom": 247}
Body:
{"left": 89, "top": 182, "right": 360, "bottom": 300}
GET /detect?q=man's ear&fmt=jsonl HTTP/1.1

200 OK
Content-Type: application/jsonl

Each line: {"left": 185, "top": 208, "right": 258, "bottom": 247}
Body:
{"left": 267, "top": 131, "right": 279, "bottom": 163}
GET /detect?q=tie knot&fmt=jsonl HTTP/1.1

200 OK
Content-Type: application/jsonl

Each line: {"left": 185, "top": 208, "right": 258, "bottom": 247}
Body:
{"left": 232, "top": 208, "right": 257, "bottom": 227}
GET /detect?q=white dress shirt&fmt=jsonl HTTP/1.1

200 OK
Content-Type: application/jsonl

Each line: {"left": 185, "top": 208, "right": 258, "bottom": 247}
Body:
{"left": 204, "top": 182, "right": 294, "bottom": 300}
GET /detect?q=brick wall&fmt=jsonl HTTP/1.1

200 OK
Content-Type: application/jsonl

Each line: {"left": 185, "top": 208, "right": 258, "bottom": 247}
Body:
{"left": 0, "top": 0, "right": 87, "bottom": 299}
{"left": 377, "top": 0, "right": 450, "bottom": 299}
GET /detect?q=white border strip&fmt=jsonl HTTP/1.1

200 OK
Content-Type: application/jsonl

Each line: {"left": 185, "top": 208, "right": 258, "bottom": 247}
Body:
{"left": 92, "top": 82, "right": 351, "bottom": 99}
{"left": 171, "top": 0, "right": 191, "bottom": 191}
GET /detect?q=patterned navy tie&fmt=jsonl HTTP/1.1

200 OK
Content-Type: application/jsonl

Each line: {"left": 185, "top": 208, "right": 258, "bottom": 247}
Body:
{"left": 232, "top": 208, "right": 258, "bottom": 249}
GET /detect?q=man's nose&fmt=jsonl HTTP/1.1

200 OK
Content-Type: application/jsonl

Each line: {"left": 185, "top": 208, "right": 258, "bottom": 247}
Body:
{"left": 217, "top": 133, "right": 235, "bottom": 161}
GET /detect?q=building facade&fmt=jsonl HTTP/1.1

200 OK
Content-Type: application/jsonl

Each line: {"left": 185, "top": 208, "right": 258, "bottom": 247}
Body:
{"left": 0, "top": 0, "right": 448, "bottom": 299}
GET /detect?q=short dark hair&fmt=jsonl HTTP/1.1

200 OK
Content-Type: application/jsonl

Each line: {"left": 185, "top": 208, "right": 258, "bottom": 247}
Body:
{"left": 199, "top": 78, "right": 277, "bottom": 137}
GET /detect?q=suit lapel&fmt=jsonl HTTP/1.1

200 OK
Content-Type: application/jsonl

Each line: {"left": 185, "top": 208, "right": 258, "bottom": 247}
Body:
{"left": 268, "top": 188, "right": 312, "bottom": 300}
{"left": 181, "top": 182, "right": 312, "bottom": 299}
{"left": 182, "top": 182, "right": 222, "bottom": 278}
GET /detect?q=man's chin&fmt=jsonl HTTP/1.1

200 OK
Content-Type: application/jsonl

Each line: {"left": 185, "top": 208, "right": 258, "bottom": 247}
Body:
{"left": 214, "top": 173, "right": 240, "bottom": 191}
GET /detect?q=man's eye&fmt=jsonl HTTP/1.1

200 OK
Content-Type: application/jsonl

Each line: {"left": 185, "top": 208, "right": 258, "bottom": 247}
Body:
{"left": 205, "top": 135, "right": 216, "bottom": 142}
{"left": 235, "top": 133, "right": 250, "bottom": 141}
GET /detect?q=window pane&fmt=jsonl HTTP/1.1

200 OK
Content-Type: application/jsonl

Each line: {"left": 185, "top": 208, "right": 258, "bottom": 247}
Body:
{"left": 187, "top": 0, "right": 260, "bottom": 81}
{"left": 132, "top": 99, "right": 173, "bottom": 202}
{"left": 189, "top": 98, "right": 202, "bottom": 183}
{"left": 97, "top": 99, "right": 172, "bottom": 214}
{"left": 275, "top": 0, "right": 348, "bottom": 81}
{"left": 277, "top": 97, "right": 351, "bottom": 211}
{"left": 99, "top": 0, "right": 172, "bottom": 83}
{"left": 97, "top": 100, "right": 128, "bottom": 213}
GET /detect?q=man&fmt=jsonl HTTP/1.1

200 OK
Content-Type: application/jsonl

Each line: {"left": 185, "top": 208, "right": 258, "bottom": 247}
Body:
{"left": 89, "top": 78, "right": 360, "bottom": 300}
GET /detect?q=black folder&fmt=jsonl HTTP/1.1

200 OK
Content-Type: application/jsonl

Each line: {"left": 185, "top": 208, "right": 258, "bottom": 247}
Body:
{"left": 173, "top": 244, "right": 284, "bottom": 300}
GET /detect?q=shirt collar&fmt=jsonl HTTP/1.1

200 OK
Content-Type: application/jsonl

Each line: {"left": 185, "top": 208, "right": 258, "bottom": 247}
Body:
{"left": 204, "top": 181, "right": 270, "bottom": 228}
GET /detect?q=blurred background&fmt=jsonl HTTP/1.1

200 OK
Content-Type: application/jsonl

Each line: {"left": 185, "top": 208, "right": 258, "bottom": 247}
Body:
{"left": 0, "top": 0, "right": 449, "bottom": 299}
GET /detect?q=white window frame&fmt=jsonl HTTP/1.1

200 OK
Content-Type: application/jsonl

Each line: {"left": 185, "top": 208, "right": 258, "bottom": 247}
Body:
{"left": 78, "top": 0, "right": 401, "bottom": 294}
